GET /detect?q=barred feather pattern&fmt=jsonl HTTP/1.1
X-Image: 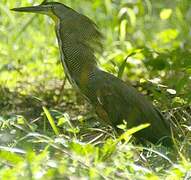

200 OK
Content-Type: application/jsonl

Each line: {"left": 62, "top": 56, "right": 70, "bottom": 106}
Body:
{"left": 55, "top": 8, "right": 102, "bottom": 92}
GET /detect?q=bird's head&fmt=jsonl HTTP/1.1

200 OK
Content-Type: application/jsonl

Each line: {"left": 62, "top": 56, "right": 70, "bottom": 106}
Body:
{"left": 11, "top": 1, "right": 76, "bottom": 22}
{"left": 11, "top": 1, "right": 103, "bottom": 55}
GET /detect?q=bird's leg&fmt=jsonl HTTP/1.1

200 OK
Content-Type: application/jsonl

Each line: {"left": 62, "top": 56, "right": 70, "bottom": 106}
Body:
{"left": 57, "top": 76, "right": 67, "bottom": 104}
{"left": 95, "top": 105, "right": 118, "bottom": 135}
{"left": 95, "top": 105, "right": 112, "bottom": 127}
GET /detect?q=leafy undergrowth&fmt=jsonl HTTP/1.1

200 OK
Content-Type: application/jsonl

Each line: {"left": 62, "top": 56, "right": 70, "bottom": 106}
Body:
{"left": 0, "top": 81, "right": 191, "bottom": 179}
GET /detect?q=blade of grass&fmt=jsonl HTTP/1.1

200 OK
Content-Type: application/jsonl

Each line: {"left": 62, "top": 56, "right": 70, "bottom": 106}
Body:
{"left": 43, "top": 106, "right": 59, "bottom": 136}
{"left": 117, "top": 123, "right": 150, "bottom": 142}
{"left": 117, "top": 52, "right": 136, "bottom": 79}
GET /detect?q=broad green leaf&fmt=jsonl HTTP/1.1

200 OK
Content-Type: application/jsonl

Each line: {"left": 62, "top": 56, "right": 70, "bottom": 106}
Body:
{"left": 119, "top": 19, "right": 127, "bottom": 42}
{"left": 118, "top": 123, "right": 150, "bottom": 142}
{"left": 160, "top": 9, "right": 172, "bottom": 20}
{"left": 157, "top": 29, "right": 179, "bottom": 43}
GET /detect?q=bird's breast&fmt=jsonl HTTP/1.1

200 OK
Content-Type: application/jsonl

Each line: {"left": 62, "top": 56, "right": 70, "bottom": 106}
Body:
{"left": 55, "top": 21, "right": 80, "bottom": 91}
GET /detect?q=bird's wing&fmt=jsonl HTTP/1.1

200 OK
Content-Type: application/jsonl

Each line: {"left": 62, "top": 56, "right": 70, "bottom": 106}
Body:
{"left": 89, "top": 70, "right": 171, "bottom": 143}
{"left": 93, "top": 71, "right": 144, "bottom": 126}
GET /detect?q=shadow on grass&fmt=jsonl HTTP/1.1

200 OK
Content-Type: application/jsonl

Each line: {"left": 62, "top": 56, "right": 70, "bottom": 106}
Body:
{"left": 0, "top": 84, "right": 88, "bottom": 119}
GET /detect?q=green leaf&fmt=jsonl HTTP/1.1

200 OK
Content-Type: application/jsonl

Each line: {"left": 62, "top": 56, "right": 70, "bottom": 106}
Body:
{"left": 117, "top": 52, "right": 136, "bottom": 78}
{"left": 43, "top": 106, "right": 59, "bottom": 135}
{"left": 117, "top": 123, "right": 150, "bottom": 142}
{"left": 126, "top": 7, "right": 136, "bottom": 27}
{"left": 157, "top": 29, "right": 179, "bottom": 43}
{"left": 57, "top": 117, "right": 67, "bottom": 126}
{"left": 119, "top": 19, "right": 127, "bottom": 41}
{"left": 17, "top": 116, "right": 25, "bottom": 125}
{"left": 160, "top": 9, "right": 172, "bottom": 20}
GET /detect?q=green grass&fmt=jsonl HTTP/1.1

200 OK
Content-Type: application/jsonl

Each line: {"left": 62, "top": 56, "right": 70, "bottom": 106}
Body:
{"left": 0, "top": 0, "right": 191, "bottom": 179}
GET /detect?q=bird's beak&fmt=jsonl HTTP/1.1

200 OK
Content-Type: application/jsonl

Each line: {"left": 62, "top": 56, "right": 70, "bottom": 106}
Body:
{"left": 11, "top": 5, "right": 50, "bottom": 14}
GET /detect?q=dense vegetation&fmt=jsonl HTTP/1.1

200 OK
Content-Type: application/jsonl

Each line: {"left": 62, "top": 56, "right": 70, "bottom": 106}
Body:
{"left": 0, "top": 0, "right": 191, "bottom": 179}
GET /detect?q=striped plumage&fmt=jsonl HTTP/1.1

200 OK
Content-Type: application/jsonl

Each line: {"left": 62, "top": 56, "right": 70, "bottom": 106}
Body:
{"left": 12, "top": 1, "right": 172, "bottom": 145}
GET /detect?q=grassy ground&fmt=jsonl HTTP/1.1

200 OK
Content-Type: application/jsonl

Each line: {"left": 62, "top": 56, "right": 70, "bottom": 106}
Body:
{"left": 0, "top": 0, "right": 191, "bottom": 179}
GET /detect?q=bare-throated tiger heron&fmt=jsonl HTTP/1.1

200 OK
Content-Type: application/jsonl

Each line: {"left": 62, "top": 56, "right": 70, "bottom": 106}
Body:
{"left": 11, "top": 1, "right": 172, "bottom": 145}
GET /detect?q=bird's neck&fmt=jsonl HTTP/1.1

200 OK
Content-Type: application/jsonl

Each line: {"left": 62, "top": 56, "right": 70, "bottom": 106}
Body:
{"left": 55, "top": 21, "right": 98, "bottom": 89}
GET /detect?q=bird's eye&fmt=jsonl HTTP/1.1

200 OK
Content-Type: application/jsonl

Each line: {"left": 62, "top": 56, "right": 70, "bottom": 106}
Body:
{"left": 51, "top": 5, "right": 55, "bottom": 10}
{"left": 46, "top": 4, "right": 54, "bottom": 10}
